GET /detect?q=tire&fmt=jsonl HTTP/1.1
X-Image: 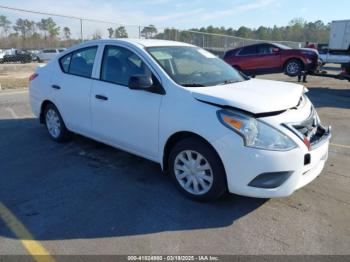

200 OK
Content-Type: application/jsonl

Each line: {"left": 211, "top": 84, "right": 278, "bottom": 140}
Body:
{"left": 169, "top": 137, "right": 227, "bottom": 201}
{"left": 44, "top": 104, "right": 70, "bottom": 142}
{"left": 284, "top": 59, "right": 302, "bottom": 76}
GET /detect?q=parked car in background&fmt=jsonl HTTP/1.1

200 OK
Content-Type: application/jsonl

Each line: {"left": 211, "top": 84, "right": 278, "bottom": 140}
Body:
{"left": 0, "top": 49, "right": 32, "bottom": 64}
{"left": 0, "top": 49, "right": 4, "bottom": 61}
{"left": 24, "top": 49, "right": 41, "bottom": 62}
{"left": 319, "top": 50, "right": 350, "bottom": 65}
{"left": 29, "top": 39, "right": 331, "bottom": 201}
{"left": 317, "top": 44, "right": 350, "bottom": 65}
{"left": 224, "top": 43, "right": 320, "bottom": 77}
{"left": 37, "top": 48, "right": 66, "bottom": 62}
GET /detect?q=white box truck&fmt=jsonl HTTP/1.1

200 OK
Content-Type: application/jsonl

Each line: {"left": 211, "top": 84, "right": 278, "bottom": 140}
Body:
{"left": 319, "top": 20, "right": 350, "bottom": 64}
{"left": 329, "top": 20, "right": 350, "bottom": 52}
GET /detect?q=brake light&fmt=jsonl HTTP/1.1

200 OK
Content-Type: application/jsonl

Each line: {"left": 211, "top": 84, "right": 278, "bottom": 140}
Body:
{"left": 29, "top": 73, "right": 38, "bottom": 81}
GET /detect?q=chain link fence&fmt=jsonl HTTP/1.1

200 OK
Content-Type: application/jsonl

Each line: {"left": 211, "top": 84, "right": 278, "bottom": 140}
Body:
{"left": 0, "top": 5, "right": 302, "bottom": 64}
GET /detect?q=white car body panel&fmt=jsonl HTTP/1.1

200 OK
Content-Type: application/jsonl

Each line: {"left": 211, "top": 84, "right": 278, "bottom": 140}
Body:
{"left": 190, "top": 79, "right": 304, "bottom": 114}
{"left": 29, "top": 39, "right": 331, "bottom": 198}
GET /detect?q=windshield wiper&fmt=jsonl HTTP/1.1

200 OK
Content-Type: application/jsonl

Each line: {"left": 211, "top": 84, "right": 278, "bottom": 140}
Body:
{"left": 181, "top": 83, "right": 206, "bottom": 87}
{"left": 217, "top": 79, "right": 240, "bottom": 85}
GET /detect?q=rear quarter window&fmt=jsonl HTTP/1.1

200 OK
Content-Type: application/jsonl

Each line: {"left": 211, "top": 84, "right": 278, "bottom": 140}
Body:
{"left": 58, "top": 46, "right": 98, "bottom": 78}
{"left": 59, "top": 54, "right": 72, "bottom": 73}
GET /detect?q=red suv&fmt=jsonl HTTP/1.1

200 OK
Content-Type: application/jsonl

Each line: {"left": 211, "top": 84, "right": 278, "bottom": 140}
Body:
{"left": 223, "top": 43, "right": 319, "bottom": 77}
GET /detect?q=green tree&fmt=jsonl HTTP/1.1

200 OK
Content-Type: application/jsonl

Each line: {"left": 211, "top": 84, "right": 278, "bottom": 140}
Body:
{"left": 114, "top": 26, "right": 128, "bottom": 38}
{"left": 13, "top": 19, "right": 27, "bottom": 39}
{"left": 141, "top": 25, "right": 157, "bottom": 39}
{"left": 37, "top": 17, "right": 60, "bottom": 40}
{"left": 256, "top": 26, "right": 269, "bottom": 40}
{"left": 236, "top": 26, "right": 252, "bottom": 38}
{"left": 63, "top": 27, "right": 71, "bottom": 40}
{"left": 0, "top": 15, "right": 12, "bottom": 37}
{"left": 107, "top": 27, "right": 114, "bottom": 38}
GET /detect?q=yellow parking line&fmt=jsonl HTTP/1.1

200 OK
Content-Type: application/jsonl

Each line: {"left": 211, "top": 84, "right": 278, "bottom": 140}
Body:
{"left": 330, "top": 143, "right": 350, "bottom": 149}
{"left": 0, "top": 202, "right": 56, "bottom": 262}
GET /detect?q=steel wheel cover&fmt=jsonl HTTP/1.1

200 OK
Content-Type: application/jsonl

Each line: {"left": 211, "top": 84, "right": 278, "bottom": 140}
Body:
{"left": 174, "top": 150, "right": 214, "bottom": 195}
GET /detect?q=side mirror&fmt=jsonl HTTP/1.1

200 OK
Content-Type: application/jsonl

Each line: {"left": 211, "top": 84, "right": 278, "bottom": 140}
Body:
{"left": 128, "top": 75, "right": 153, "bottom": 90}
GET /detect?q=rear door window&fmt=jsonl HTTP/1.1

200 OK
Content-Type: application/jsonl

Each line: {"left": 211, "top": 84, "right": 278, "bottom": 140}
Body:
{"left": 239, "top": 46, "right": 257, "bottom": 56}
{"left": 68, "top": 46, "right": 98, "bottom": 78}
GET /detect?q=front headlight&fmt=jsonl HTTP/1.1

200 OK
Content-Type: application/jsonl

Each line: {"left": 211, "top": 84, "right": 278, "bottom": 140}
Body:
{"left": 217, "top": 110, "right": 297, "bottom": 151}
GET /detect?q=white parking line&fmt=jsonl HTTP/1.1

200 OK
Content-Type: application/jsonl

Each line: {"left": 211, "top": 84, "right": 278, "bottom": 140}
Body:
{"left": 330, "top": 143, "right": 350, "bottom": 149}
{"left": 0, "top": 89, "right": 28, "bottom": 96}
{"left": 5, "top": 107, "right": 19, "bottom": 119}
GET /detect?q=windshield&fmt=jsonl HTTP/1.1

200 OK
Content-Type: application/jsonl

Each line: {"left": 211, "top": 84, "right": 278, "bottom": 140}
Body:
{"left": 273, "top": 43, "right": 292, "bottom": 50}
{"left": 146, "top": 46, "right": 245, "bottom": 87}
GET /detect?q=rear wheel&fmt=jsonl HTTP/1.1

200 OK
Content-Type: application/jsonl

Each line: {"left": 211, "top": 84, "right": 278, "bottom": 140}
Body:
{"left": 169, "top": 137, "right": 227, "bottom": 201}
{"left": 44, "top": 104, "right": 70, "bottom": 142}
{"left": 285, "top": 59, "right": 302, "bottom": 76}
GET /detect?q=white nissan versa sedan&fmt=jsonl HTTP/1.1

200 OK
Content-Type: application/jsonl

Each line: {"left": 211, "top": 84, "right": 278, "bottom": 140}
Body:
{"left": 29, "top": 39, "right": 331, "bottom": 201}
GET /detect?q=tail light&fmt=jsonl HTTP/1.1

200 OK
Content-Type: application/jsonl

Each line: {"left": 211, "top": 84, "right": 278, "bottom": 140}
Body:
{"left": 29, "top": 73, "right": 38, "bottom": 81}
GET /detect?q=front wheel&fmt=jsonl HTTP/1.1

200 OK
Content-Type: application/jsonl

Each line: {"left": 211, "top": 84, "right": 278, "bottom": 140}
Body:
{"left": 169, "top": 137, "right": 227, "bottom": 201}
{"left": 44, "top": 104, "right": 70, "bottom": 142}
{"left": 285, "top": 59, "right": 302, "bottom": 76}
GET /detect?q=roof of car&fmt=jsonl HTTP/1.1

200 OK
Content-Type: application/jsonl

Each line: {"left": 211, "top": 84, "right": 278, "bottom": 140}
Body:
{"left": 85, "top": 38, "right": 195, "bottom": 48}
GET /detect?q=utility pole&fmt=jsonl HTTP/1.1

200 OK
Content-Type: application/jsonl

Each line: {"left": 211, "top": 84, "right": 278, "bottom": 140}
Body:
{"left": 80, "top": 19, "right": 83, "bottom": 42}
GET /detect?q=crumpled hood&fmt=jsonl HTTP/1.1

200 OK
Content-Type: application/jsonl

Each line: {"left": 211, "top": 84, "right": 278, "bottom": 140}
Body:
{"left": 191, "top": 79, "right": 304, "bottom": 114}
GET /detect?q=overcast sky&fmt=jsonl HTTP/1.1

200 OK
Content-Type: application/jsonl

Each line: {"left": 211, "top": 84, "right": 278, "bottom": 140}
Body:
{"left": 0, "top": 0, "right": 349, "bottom": 38}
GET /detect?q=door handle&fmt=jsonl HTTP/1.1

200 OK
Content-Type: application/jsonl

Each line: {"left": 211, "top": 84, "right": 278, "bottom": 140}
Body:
{"left": 95, "top": 94, "right": 108, "bottom": 101}
{"left": 52, "top": 85, "right": 61, "bottom": 90}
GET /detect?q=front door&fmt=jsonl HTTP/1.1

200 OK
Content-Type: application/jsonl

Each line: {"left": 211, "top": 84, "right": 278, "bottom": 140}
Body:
{"left": 91, "top": 45, "right": 163, "bottom": 159}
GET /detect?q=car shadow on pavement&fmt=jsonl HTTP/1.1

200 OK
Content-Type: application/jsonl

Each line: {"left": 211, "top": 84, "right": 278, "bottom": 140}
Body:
{"left": 0, "top": 118, "right": 267, "bottom": 241}
{"left": 307, "top": 87, "right": 350, "bottom": 109}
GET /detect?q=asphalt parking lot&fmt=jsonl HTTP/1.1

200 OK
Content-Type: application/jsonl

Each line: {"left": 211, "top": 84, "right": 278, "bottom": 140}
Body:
{"left": 0, "top": 71, "right": 349, "bottom": 257}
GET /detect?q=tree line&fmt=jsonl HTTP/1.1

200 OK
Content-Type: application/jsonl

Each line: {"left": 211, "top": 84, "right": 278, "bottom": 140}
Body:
{"left": 0, "top": 14, "right": 161, "bottom": 49}
{"left": 187, "top": 18, "right": 330, "bottom": 43}
{"left": 0, "top": 15, "right": 77, "bottom": 48}
{"left": 0, "top": 14, "right": 330, "bottom": 50}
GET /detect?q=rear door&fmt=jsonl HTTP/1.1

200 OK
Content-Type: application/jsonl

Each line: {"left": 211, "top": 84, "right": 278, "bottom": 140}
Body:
{"left": 51, "top": 46, "right": 99, "bottom": 135}
{"left": 236, "top": 45, "right": 258, "bottom": 72}
{"left": 91, "top": 45, "right": 163, "bottom": 159}
{"left": 254, "top": 44, "right": 281, "bottom": 72}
